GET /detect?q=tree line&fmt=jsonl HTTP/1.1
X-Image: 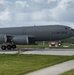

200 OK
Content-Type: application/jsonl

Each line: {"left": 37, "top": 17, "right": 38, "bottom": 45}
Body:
{"left": 62, "top": 37, "right": 74, "bottom": 43}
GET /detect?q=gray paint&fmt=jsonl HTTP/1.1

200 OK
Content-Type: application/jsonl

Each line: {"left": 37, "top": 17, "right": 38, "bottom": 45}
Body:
{"left": 0, "top": 25, "right": 73, "bottom": 42}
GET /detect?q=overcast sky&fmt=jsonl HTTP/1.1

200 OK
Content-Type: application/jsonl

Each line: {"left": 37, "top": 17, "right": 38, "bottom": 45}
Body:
{"left": 0, "top": 0, "right": 74, "bottom": 28}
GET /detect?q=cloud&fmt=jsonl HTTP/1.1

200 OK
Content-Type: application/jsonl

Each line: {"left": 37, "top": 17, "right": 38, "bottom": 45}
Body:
{"left": 31, "top": 10, "right": 55, "bottom": 21}
{"left": 0, "top": 3, "right": 6, "bottom": 11}
{"left": 48, "top": 0, "right": 74, "bottom": 22}
{"left": 15, "top": 0, "right": 58, "bottom": 13}
{"left": 0, "top": 0, "right": 5, "bottom": 4}
{"left": 15, "top": 12, "right": 31, "bottom": 22}
{"left": 0, "top": 0, "right": 7, "bottom": 12}
{"left": 0, "top": 8, "right": 10, "bottom": 21}
{"left": 0, "top": 0, "right": 74, "bottom": 27}
{"left": 15, "top": 1, "right": 29, "bottom": 8}
{"left": 33, "top": 0, "right": 44, "bottom": 3}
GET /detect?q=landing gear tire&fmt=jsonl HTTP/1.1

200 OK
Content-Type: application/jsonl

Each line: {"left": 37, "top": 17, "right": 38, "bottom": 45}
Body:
{"left": 1, "top": 43, "right": 16, "bottom": 50}
{"left": 12, "top": 44, "right": 16, "bottom": 49}
{"left": 7, "top": 45, "right": 12, "bottom": 50}
{"left": 1, "top": 45, "right": 6, "bottom": 50}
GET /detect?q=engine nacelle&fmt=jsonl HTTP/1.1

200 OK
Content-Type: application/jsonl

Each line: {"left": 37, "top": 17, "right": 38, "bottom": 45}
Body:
{"left": 12, "top": 35, "right": 35, "bottom": 45}
{"left": 0, "top": 34, "right": 7, "bottom": 43}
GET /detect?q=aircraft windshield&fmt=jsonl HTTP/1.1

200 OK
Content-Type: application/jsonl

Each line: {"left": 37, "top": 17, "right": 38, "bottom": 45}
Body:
{"left": 70, "top": 28, "right": 74, "bottom": 31}
{"left": 71, "top": 29, "right": 74, "bottom": 31}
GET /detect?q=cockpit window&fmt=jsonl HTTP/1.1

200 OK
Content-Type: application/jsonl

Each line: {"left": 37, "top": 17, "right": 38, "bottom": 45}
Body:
{"left": 69, "top": 27, "right": 74, "bottom": 31}
{"left": 65, "top": 28, "right": 68, "bottom": 30}
{"left": 71, "top": 29, "right": 74, "bottom": 31}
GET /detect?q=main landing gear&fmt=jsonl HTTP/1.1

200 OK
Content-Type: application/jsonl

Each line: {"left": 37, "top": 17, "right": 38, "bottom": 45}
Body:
{"left": 1, "top": 43, "right": 16, "bottom": 50}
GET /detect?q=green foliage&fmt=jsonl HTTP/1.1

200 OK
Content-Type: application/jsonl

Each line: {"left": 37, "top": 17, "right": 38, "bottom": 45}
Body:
{"left": 61, "top": 69, "right": 74, "bottom": 75}
{"left": 17, "top": 44, "right": 49, "bottom": 48}
{"left": 62, "top": 37, "right": 74, "bottom": 43}
{"left": 0, "top": 54, "right": 74, "bottom": 75}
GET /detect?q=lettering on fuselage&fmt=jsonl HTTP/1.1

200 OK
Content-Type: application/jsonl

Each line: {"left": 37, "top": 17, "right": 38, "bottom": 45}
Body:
{"left": 52, "top": 32, "right": 68, "bottom": 34}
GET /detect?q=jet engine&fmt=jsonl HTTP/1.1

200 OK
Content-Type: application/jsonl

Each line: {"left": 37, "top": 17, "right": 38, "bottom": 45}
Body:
{"left": 12, "top": 35, "right": 35, "bottom": 45}
{"left": 0, "top": 34, "right": 7, "bottom": 43}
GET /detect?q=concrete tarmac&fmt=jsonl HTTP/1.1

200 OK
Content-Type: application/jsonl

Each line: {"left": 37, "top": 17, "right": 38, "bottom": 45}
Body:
{"left": 23, "top": 49, "right": 74, "bottom": 56}
{"left": 0, "top": 48, "right": 74, "bottom": 56}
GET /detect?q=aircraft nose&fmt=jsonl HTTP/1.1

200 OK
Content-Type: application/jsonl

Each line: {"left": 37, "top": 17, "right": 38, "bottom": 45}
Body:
{"left": 70, "top": 28, "right": 74, "bottom": 36}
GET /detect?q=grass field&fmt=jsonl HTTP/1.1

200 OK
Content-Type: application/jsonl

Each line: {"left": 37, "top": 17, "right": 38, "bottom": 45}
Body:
{"left": 61, "top": 69, "right": 74, "bottom": 75}
{"left": 0, "top": 54, "right": 74, "bottom": 75}
{"left": 17, "top": 43, "right": 74, "bottom": 49}
{"left": 17, "top": 45, "right": 48, "bottom": 49}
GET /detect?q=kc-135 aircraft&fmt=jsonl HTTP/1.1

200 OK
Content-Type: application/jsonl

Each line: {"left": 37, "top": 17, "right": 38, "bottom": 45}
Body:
{"left": 0, "top": 25, "right": 74, "bottom": 50}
